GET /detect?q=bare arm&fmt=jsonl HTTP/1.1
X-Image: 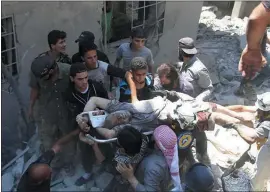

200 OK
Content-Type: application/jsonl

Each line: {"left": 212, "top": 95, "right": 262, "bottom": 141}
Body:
{"left": 226, "top": 105, "right": 257, "bottom": 113}
{"left": 125, "top": 72, "right": 139, "bottom": 103}
{"left": 247, "top": 3, "right": 270, "bottom": 50}
{"left": 51, "top": 129, "right": 80, "bottom": 154}
{"left": 29, "top": 88, "right": 39, "bottom": 111}
{"left": 233, "top": 125, "right": 258, "bottom": 144}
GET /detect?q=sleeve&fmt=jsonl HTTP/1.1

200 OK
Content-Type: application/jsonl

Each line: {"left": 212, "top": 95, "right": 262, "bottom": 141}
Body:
{"left": 262, "top": 1, "right": 270, "bottom": 11}
{"left": 116, "top": 45, "right": 123, "bottom": 60}
{"left": 107, "top": 64, "right": 127, "bottom": 79}
{"left": 93, "top": 81, "right": 109, "bottom": 99}
{"left": 29, "top": 71, "right": 39, "bottom": 89}
{"left": 153, "top": 76, "right": 164, "bottom": 91}
{"left": 147, "top": 50, "right": 154, "bottom": 67}
{"left": 255, "top": 124, "right": 270, "bottom": 138}
{"left": 195, "top": 69, "right": 213, "bottom": 101}
{"left": 135, "top": 165, "right": 164, "bottom": 192}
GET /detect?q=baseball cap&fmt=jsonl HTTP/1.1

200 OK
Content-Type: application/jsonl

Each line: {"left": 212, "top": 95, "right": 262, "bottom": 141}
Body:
{"left": 75, "top": 31, "right": 95, "bottom": 43}
{"left": 31, "top": 55, "right": 56, "bottom": 78}
{"left": 178, "top": 37, "right": 197, "bottom": 55}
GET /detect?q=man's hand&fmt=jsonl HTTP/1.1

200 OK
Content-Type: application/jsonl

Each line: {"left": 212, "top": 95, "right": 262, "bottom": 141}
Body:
{"left": 76, "top": 114, "right": 91, "bottom": 132}
{"left": 116, "top": 163, "right": 134, "bottom": 180}
{"left": 79, "top": 132, "right": 95, "bottom": 145}
{"left": 238, "top": 46, "right": 267, "bottom": 78}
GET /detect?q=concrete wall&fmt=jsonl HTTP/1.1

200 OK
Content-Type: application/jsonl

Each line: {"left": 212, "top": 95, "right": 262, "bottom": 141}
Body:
{"left": 1, "top": 1, "right": 202, "bottom": 151}
{"left": 231, "top": 1, "right": 259, "bottom": 18}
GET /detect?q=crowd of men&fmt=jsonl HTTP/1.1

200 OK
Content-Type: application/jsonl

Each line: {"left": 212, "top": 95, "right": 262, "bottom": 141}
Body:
{"left": 17, "top": 1, "right": 270, "bottom": 192}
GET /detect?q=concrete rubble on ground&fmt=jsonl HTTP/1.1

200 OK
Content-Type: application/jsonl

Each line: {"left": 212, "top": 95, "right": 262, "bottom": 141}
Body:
{"left": 2, "top": 5, "right": 270, "bottom": 192}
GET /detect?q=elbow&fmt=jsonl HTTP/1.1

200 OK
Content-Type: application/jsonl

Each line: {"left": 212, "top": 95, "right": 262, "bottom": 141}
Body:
{"left": 246, "top": 137, "right": 256, "bottom": 144}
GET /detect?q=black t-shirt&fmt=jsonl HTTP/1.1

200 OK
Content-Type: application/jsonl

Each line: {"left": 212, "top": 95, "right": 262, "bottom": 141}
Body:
{"left": 65, "top": 79, "right": 108, "bottom": 114}
{"left": 16, "top": 150, "right": 55, "bottom": 192}
{"left": 262, "top": 0, "right": 270, "bottom": 10}
{"left": 71, "top": 50, "right": 110, "bottom": 64}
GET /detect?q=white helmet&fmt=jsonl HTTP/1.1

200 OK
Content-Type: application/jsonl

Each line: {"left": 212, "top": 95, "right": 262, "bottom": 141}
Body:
{"left": 169, "top": 103, "right": 197, "bottom": 130}
{"left": 255, "top": 92, "right": 270, "bottom": 111}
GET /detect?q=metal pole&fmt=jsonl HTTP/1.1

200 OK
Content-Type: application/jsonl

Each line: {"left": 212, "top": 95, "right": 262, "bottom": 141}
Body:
{"left": 104, "top": 1, "right": 107, "bottom": 52}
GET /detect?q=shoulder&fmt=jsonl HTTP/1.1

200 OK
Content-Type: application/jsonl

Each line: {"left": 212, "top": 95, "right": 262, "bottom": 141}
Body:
{"left": 142, "top": 46, "right": 153, "bottom": 55}
{"left": 98, "top": 60, "right": 109, "bottom": 70}
{"left": 119, "top": 43, "right": 130, "bottom": 50}
{"left": 258, "top": 121, "right": 270, "bottom": 131}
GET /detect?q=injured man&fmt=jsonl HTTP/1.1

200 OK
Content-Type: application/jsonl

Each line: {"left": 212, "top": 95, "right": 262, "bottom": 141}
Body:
{"left": 76, "top": 91, "right": 254, "bottom": 139}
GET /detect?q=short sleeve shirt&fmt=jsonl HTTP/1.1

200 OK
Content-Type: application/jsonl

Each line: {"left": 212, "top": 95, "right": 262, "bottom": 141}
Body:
{"left": 116, "top": 43, "right": 154, "bottom": 71}
{"left": 29, "top": 63, "right": 71, "bottom": 123}
{"left": 255, "top": 121, "right": 270, "bottom": 138}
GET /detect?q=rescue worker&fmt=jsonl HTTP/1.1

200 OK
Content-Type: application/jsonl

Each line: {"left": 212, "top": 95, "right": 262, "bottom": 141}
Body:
{"left": 119, "top": 57, "right": 154, "bottom": 102}
{"left": 177, "top": 37, "right": 213, "bottom": 101}
{"left": 28, "top": 30, "right": 71, "bottom": 119}
{"left": 114, "top": 27, "right": 154, "bottom": 75}
{"left": 154, "top": 63, "right": 194, "bottom": 96}
{"left": 65, "top": 63, "right": 113, "bottom": 186}
{"left": 231, "top": 92, "right": 270, "bottom": 191}
{"left": 72, "top": 31, "right": 110, "bottom": 64}
{"left": 16, "top": 129, "right": 79, "bottom": 192}
{"left": 116, "top": 125, "right": 179, "bottom": 191}
{"left": 29, "top": 54, "right": 76, "bottom": 177}
{"left": 238, "top": 1, "right": 270, "bottom": 79}
{"left": 79, "top": 43, "right": 133, "bottom": 92}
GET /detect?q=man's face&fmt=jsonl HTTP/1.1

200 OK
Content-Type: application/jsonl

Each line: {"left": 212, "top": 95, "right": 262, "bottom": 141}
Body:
{"left": 159, "top": 74, "right": 174, "bottom": 90}
{"left": 51, "top": 38, "right": 66, "bottom": 54}
{"left": 84, "top": 50, "right": 97, "bottom": 67}
{"left": 132, "top": 69, "right": 147, "bottom": 84}
{"left": 70, "top": 71, "right": 88, "bottom": 92}
{"left": 131, "top": 37, "right": 146, "bottom": 50}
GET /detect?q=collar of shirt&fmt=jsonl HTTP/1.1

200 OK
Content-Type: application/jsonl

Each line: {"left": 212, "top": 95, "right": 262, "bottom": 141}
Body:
{"left": 182, "top": 56, "right": 197, "bottom": 71}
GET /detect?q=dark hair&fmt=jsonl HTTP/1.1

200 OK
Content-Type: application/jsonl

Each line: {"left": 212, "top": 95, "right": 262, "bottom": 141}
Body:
{"left": 131, "top": 27, "right": 146, "bottom": 39}
{"left": 79, "top": 42, "right": 97, "bottom": 57}
{"left": 48, "top": 30, "right": 66, "bottom": 49}
{"left": 70, "top": 62, "right": 88, "bottom": 77}
{"left": 130, "top": 57, "right": 148, "bottom": 71}
{"left": 157, "top": 63, "right": 179, "bottom": 82}
{"left": 117, "top": 126, "right": 142, "bottom": 156}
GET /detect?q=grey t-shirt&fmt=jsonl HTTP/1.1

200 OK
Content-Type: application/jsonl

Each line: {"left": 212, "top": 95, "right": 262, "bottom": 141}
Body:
{"left": 135, "top": 149, "right": 170, "bottom": 192}
{"left": 87, "top": 60, "right": 110, "bottom": 91}
{"left": 255, "top": 121, "right": 270, "bottom": 138}
{"left": 116, "top": 43, "right": 154, "bottom": 71}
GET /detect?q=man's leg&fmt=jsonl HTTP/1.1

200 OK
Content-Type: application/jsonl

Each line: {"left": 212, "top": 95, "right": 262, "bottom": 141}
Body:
{"left": 250, "top": 144, "right": 270, "bottom": 191}
{"left": 75, "top": 140, "right": 96, "bottom": 186}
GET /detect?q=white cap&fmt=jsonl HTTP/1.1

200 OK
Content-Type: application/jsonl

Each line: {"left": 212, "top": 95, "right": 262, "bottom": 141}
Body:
{"left": 169, "top": 103, "right": 197, "bottom": 130}
{"left": 255, "top": 92, "right": 270, "bottom": 111}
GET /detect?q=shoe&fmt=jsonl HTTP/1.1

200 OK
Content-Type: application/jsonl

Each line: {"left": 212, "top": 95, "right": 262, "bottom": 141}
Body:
{"left": 75, "top": 175, "right": 92, "bottom": 186}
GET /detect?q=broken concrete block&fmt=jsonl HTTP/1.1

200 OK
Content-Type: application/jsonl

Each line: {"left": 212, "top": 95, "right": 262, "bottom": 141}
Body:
{"left": 2, "top": 171, "right": 15, "bottom": 191}
{"left": 95, "top": 172, "right": 114, "bottom": 190}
